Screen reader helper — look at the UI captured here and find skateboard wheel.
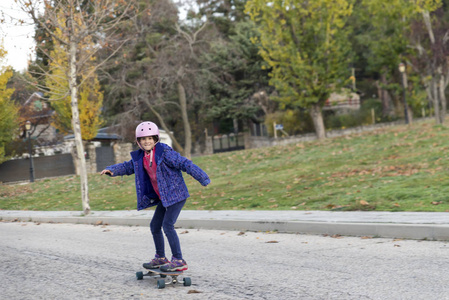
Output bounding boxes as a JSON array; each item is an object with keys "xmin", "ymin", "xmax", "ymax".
[
  {"xmin": 157, "ymin": 279, "xmax": 166, "ymax": 289},
  {"xmin": 136, "ymin": 271, "xmax": 144, "ymax": 280},
  {"xmin": 183, "ymin": 277, "xmax": 191, "ymax": 286}
]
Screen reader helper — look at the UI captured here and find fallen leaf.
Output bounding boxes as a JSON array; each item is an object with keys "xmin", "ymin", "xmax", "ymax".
[
  {"xmin": 360, "ymin": 200, "xmax": 369, "ymax": 206},
  {"xmin": 331, "ymin": 234, "xmax": 343, "ymax": 239},
  {"xmin": 188, "ymin": 290, "xmax": 202, "ymax": 294},
  {"xmin": 361, "ymin": 236, "xmax": 372, "ymax": 239},
  {"xmin": 181, "ymin": 230, "xmax": 189, "ymax": 234},
  {"xmin": 266, "ymin": 240, "xmax": 279, "ymax": 243},
  {"xmin": 237, "ymin": 231, "xmax": 245, "ymax": 236}
]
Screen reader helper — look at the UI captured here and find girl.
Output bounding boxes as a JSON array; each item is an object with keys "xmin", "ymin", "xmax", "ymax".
[{"xmin": 101, "ymin": 121, "xmax": 210, "ymax": 271}]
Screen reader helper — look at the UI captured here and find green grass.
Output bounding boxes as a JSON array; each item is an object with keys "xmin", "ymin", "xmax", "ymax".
[{"xmin": 1, "ymin": 119, "xmax": 449, "ymax": 212}]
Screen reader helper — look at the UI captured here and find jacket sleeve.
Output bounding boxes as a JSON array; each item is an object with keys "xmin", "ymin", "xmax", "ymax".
[
  {"xmin": 164, "ymin": 148, "xmax": 210, "ymax": 186},
  {"xmin": 105, "ymin": 159, "xmax": 135, "ymax": 176}
]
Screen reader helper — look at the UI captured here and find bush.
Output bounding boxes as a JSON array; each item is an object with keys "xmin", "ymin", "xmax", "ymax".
[
  {"xmin": 265, "ymin": 109, "xmax": 314, "ymax": 136},
  {"xmin": 324, "ymin": 98, "xmax": 399, "ymax": 129}
]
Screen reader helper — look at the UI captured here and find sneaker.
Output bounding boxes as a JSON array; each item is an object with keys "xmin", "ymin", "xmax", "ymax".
[
  {"xmin": 160, "ymin": 257, "xmax": 188, "ymax": 272},
  {"xmin": 142, "ymin": 254, "xmax": 170, "ymax": 269}
]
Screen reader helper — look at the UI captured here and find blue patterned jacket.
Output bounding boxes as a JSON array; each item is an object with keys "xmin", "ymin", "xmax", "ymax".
[{"xmin": 105, "ymin": 143, "xmax": 210, "ymax": 210}]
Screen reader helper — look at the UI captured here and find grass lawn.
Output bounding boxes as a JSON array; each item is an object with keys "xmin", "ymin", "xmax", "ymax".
[{"xmin": 1, "ymin": 119, "xmax": 449, "ymax": 212}]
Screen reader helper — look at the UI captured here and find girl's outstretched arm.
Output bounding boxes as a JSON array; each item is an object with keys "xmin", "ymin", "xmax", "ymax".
[{"xmin": 101, "ymin": 160, "xmax": 134, "ymax": 177}]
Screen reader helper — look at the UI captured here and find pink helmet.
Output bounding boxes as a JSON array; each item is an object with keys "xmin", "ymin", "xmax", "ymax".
[{"xmin": 135, "ymin": 121, "xmax": 160, "ymax": 149}]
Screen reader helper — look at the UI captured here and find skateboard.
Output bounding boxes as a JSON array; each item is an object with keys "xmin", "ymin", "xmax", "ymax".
[{"xmin": 136, "ymin": 267, "xmax": 191, "ymax": 289}]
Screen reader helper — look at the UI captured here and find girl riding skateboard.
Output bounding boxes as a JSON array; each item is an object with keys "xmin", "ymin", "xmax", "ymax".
[{"xmin": 101, "ymin": 121, "xmax": 211, "ymax": 271}]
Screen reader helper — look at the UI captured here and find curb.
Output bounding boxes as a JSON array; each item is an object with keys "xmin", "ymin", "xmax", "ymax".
[
  {"xmin": 179, "ymin": 219, "xmax": 449, "ymax": 241},
  {"xmin": 2, "ymin": 215, "xmax": 449, "ymax": 241}
]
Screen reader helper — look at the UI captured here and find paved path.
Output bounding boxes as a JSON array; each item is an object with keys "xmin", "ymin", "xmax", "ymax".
[{"xmin": 1, "ymin": 210, "xmax": 449, "ymax": 240}]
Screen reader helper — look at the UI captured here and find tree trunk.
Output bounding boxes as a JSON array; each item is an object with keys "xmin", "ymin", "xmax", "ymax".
[
  {"xmin": 406, "ymin": 104, "xmax": 413, "ymax": 124},
  {"xmin": 377, "ymin": 73, "xmax": 394, "ymax": 117},
  {"xmin": 401, "ymin": 71, "xmax": 413, "ymax": 125},
  {"xmin": 143, "ymin": 97, "xmax": 184, "ymax": 153},
  {"xmin": 439, "ymin": 72, "xmax": 446, "ymax": 124},
  {"xmin": 69, "ymin": 30, "xmax": 90, "ymax": 215},
  {"xmin": 425, "ymin": 84, "xmax": 434, "ymax": 118},
  {"xmin": 310, "ymin": 104, "xmax": 326, "ymax": 140},
  {"xmin": 178, "ymin": 81, "xmax": 191, "ymax": 159},
  {"xmin": 432, "ymin": 78, "xmax": 442, "ymax": 124},
  {"xmin": 422, "ymin": 10, "xmax": 444, "ymax": 124}
]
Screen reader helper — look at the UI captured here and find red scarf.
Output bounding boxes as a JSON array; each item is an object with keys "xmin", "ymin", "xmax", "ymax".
[{"xmin": 143, "ymin": 148, "xmax": 160, "ymax": 199}]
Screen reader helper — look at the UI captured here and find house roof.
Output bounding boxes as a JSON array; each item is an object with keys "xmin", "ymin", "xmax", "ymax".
[
  {"xmin": 23, "ymin": 92, "xmax": 44, "ymax": 106},
  {"xmin": 64, "ymin": 127, "xmax": 122, "ymax": 141}
]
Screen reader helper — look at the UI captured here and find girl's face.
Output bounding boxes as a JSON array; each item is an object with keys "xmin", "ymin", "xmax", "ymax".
[{"xmin": 139, "ymin": 136, "xmax": 156, "ymax": 152}]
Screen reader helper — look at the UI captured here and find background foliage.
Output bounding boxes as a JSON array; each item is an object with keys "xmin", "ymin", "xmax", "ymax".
[{"xmin": 2, "ymin": 0, "xmax": 449, "ymax": 154}]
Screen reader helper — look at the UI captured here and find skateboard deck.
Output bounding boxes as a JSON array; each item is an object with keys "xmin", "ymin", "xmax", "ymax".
[{"xmin": 136, "ymin": 267, "xmax": 191, "ymax": 289}]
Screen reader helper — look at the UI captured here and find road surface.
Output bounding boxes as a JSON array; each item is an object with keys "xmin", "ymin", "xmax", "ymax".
[{"xmin": 1, "ymin": 221, "xmax": 448, "ymax": 299}]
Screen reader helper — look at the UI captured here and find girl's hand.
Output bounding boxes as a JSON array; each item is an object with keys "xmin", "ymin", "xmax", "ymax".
[{"xmin": 100, "ymin": 169, "xmax": 113, "ymax": 176}]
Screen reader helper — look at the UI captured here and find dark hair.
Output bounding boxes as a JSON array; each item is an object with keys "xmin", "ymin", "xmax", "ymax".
[{"xmin": 138, "ymin": 135, "xmax": 159, "ymax": 143}]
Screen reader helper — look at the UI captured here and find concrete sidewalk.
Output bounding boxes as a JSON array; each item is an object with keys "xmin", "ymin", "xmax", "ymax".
[{"xmin": 1, "ymin": 210, "xmax": 449, "ymax": 241}]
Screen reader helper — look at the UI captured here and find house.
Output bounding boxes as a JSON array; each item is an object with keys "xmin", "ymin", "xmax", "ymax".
[
  {"xmin": 20, "ymin": 92, "xmax": 58, "ymax": 145},
  {"xmin": 323, "ymin": 89, "xmax": 361, "ymax": 112}
]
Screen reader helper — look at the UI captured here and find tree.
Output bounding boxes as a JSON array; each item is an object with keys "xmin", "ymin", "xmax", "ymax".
[
  {"xmin": 201, "ymin": 19, "xmax": 272, "ymax": 131},
  {"xmin": 46, "ymin": 18, "xmax": 103, "ymax": 140},
  {"xmin": 99, "ymin": 0, "xmax": 183, "ymax": 147},
  {"xmin": 353, "ymin": 0, "xmax": 446, "ymax": 124},
  {"xmin": 100, "ymin": 0, "xmax": 215, "ymax": 158},
  {"xmin": 17, "ymin": 0, "xmax": 136, "ymax": 214},
  {"xmin": 144, "ymin": 21, "xmax": 213, "ymax": 159},
  {"xmin": 353, "ymin": 0, "xmax": 413, "ymax": 118},
  {"xmin": 408, "ymin": 1, "xmax": 448, "ymax": 124},
  {"xmin": 191, "ymin": 2, "xmax": 273, "ymax": 133},
  {"xmin": 0, "ymin": 46, "xmax": 19, "ymax": 164},
  {"xmin": 195, "ymin": 0, "xmax": 248, "ymax": 35},
  {"xmin": 246, "ymin": 0, "xmax": 353, "ymax": 139}
]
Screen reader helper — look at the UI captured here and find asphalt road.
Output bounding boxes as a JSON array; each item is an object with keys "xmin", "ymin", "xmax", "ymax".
[{"xmin": 1, "ymin": 221, "xmax": 449, "ymax": 300}]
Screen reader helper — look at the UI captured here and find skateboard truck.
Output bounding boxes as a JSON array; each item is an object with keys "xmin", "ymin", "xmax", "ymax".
[{"xmin": 136, "ymin": 268, "xmax": 191, "ymax": 289}]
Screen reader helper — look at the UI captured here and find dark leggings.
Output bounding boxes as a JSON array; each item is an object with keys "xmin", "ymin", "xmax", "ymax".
[{"xmin": 150, "ymin": 199, "xmax": 186, "ymax": 259}]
